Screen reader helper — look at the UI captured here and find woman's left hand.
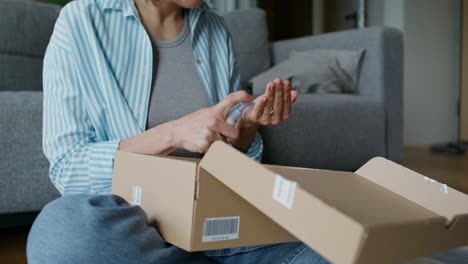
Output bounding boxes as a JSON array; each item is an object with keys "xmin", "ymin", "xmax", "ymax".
[{"xmin": 240, "ymin": 78, "xmax": 298, "ymax": 128}]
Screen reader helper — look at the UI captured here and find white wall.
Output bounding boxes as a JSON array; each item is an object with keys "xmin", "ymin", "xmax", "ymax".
[
  {"xmin": 368, "ymin": 0, "xmax": 459, "ymax": 146},
  {"xmin": 211, "ymin": 0, "xmax": 257, "ymax": 14},
  {"xmin": 313, "ymin": 0, "xmax": 324, "ymax": 35}
]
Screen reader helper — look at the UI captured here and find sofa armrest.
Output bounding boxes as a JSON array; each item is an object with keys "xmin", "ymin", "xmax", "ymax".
[
  {"xmin": 271, "ymin": 27, "xmax": 403, "ymax": 162},
  {"xmin": 0, "ymin": 91, "xmax": 59, "ymax": 214}
]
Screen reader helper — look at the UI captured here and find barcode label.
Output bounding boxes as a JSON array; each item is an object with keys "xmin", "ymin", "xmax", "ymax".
[
  {"xmin": 273, "ymin": 175, "xmax": 297, "ymax": 209},
  {"xmin": 202, "ymin": 216, "xmax": 240, "ymax": 242},
  {"xmin": 132, "ymin": 185, "xmax": 142, "ymax": 205}
]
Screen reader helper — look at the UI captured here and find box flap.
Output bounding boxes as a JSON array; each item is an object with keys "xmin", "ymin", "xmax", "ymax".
[
  {"xmin": 199, "ymin": 142, "xmax": 468, "ymax": 264},
  {"xmin": 264, "ymin": 164, "xmax": 440, "ymax": 228},
  {"xmin": 200, "ymin": 143, "xmax": 441, "ymax": 228},
  {"xmin": 199, "ymin": 142, "xmax": 368, "ymax": 263},
  {"xmin": 355, "ymin": 157, "xmax": 468, "ymax": 224}
]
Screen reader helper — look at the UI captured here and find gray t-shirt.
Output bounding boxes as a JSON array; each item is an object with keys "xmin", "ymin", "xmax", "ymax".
[{"xmin": 146, "ymin": 17, "xmax": 210, "ymax": 158}]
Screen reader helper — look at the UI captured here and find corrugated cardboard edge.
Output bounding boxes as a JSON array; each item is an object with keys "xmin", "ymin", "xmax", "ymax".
[
  {"xmin": 355, "ymin": 157, "xmax": 468, "ymax": 225},
  {"xmin": 112, "ymin": 151, "xmax": 199, "ymax": 251},
  {"xmin": 189, "ymin": 165, "xmax": 203, "ymax": 251}
]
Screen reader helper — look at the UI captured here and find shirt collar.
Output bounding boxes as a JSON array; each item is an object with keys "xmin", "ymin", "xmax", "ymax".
[
  {"xmin": 188, "ymin": 2, "xmax": 209, "ymax": 39},
  {"xmin": 100, "ymin": 0, "xmax": 138, "ymax": 18},
  {"xmin": 100, "ymin": 0, "xmax": 209, "ymax": 19}
]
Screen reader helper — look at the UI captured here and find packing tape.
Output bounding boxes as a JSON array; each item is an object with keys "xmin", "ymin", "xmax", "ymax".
[
  {"xmin": 440, "ymin": 184, "xmax": 449, "ymax": 194},
  {"xmin": 423, "ymin": 176, "xmax": 449, "ymax": 194},
  {"xmin": 424, "ymin": 176, "xmax": 437, "ymax": 184}
]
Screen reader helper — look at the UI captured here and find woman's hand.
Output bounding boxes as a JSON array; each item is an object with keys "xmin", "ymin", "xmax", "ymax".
[
  {"xmin": 170, "ymin": 91, "xmax": 252, "ymax": 153},
  {"xmin": 120, "ymin": 81, "xmax": 295, "ymax": 156},
  {"xmin": 240, "ymin": 79, "xmax": 298, "ymax": 128}
]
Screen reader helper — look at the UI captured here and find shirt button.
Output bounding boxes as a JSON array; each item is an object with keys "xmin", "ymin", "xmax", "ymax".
[{"xmin": 197, "ymin": 58, "xmax": 202, "ymax": 64}]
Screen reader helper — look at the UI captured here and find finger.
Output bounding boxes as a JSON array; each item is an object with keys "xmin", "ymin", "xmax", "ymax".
[
  {"xmin": 218, "ymin": 121, "xmax": 239, "ymax": 140},
  {"xmin": 244, "ymin": 95, "xmax": 267, "ymax": 123},
  {"xmin": 199, "ymin": 143, "xmax": 210, "ymax": 153},
  {"xmin": 211, "ymin": 119, "xmax": 239, "ymax": 141},
  {"xmin": 261, "ymin": 82, "xmax": 275, "ymax": 124},
  {"xmin": 215, "ymin": 133, "xmax": 227, "ymax": 143},
  {"xmin": 198, "ymin": 136, "xmax": 212, "ymax": 153},
  {"xmin": 291, "ymin": 90, "xmax": 298, "ymax": 103},
  {"xmin": 282, "ymin": 80, "xmax": 292, "ymax": 120},
  {"xmin": 271, "ymin": 79, "xmax": 284, "ymax": 125},
  {"xmin": 213, "ymin": 90, "xmax": 252, "ymax": 117},
  {"xmin": 252, "ymin": 95, "xmax": 268, "ymax": 121}
]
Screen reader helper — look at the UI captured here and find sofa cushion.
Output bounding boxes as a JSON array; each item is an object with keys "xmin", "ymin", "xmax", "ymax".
[
  {"xmin": 259, "ymin": 94, "xmax": 385, "ymax": 171},
  {"xmin": 0, "ymin": 0, "xmax": 60, "ymax": 58},
  {"xmin": 251, "ymin": 49, "xmax": 364, "ymax": 94},
  {"xmin": 0, "ymin": 0, "xmax": 60, "ymax": 91},
  {"xmin": 223, "ymin": 8, "xmax": 271, "ymax": 86},
  {"xmin": 0, "ymin": 54, "xmax": 44, "ymax": 92},
  {"xmin": 289, "ymin": 49, "xmax": 364, "ymax": 93}
]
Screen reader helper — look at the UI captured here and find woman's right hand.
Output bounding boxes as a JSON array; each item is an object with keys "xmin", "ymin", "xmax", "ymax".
[
  {"xmin": 170, "ymin": 91, "xmax": 252, "ymax": 153},
  {"xmin": 119, "ymin": 91, "xmax": 252, "ymax": 155}
]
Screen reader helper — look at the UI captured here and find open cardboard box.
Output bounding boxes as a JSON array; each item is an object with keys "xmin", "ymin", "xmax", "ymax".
[{"xmin": 112, "ymin": 142, "xmax": 468, "ymax": 264}]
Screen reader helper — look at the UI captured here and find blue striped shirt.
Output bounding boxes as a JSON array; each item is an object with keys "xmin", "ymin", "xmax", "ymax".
[{"xmin": 43, "ymin": 0, "xmax": 263, "ymax": 195}]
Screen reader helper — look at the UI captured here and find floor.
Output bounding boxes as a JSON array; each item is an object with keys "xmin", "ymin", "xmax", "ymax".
[
  {"xmin": 0, "ymin": 147, "xmax": 467, "ymax": 264},
  {"xmin": 0, "ymin": 226, "xmax": 29, "ymax": 264},
  {"xmin": 402, "ymin": 146, "xmax": 468, "ymax": 194}
]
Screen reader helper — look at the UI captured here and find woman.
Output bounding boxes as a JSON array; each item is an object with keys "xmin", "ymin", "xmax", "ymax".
[{"xmin": 27, "ymin": 0, "xmax": 330, "ymax": 263}]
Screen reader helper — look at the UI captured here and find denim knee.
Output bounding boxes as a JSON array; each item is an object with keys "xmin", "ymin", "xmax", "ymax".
[
  {"xmin": 27, "ymin": 194, "xmax": 155, "ymax": 264},
  {"xmin": 285, "ymin": 245, "xmax": 330, "ymax": 264}
]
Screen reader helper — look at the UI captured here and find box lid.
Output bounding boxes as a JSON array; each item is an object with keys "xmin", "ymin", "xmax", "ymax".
[
  {"xmin": 199, "ymin": 142, "xmax": 468, "ymax": 264},
  {"xmin": 355, "ymin": 157, "xmax": 468, "ymax": 224}
]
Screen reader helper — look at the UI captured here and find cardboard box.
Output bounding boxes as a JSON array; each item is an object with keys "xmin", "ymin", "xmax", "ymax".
[
  {"xmin": 111, "ymin": 148, "xmax": 297, "ymax": 252},
  {"xmin": 112, "ymin": 142, "xmax": 468, "ymax": 264}
]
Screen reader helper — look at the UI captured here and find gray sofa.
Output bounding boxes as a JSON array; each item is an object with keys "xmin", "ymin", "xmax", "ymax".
[
  {"xmin": 0, "ymin": 1, "xmax": 403, "ymax": 224},
  {"xmin": 0, "ymin": 0, "xmax": 62, "ymax": 225}
]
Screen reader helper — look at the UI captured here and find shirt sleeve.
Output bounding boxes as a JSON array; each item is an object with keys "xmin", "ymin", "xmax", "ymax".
[
  {"xmin": 42, "ymin": 41, "xmax": 119, "ymax": 195},
  {"xmin": 227, "ymin": 28, "xmax": 263, "ymax": 162}
]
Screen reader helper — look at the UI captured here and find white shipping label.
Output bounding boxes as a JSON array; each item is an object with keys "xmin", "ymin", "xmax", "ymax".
[
  {"xmin": 272, "ymin": 175, "xmax": 297, "ymax": 209},
  {"xmin": 202, "ymin": 216, "xmax": 240, "ymax": 242},
  {"xmin": 132, "ymin": 185, "xmax": 142, "ymax": 205}
]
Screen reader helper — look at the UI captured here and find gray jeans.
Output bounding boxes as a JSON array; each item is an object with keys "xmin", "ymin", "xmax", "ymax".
[{"xmin": 26, "ymin": 195, "xmax": 467, "ymax": 264}]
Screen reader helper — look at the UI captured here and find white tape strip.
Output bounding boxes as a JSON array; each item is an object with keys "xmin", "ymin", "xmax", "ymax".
[
  {"xmin": 440, "ymin": 184, "xmax": 449, "ymax": 194},
  {"xmin": 272, "ymin": 175, "xmax": 297, "ymax": 209},
  {"xmin": 424, "ymin": 176, "xmax": 437, "ymax": 184},
  {"xmin": 132, "ymin": 185, "xmax": 142, "ymax": 205},
  {"xmin": 423, "ymin": 176, "xmax": 449, "ymax": 194}
]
